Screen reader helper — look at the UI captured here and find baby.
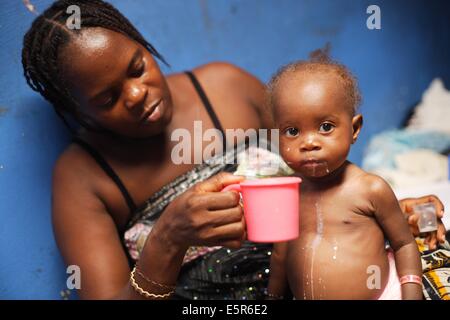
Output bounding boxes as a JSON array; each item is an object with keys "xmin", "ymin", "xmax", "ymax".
[{"xmin": 266, "ymin": 52, "xmax": 422, "ymax": 300}]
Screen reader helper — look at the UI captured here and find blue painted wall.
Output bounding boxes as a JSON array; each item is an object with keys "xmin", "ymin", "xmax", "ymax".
[{"xmin": 1, "ymin": 0, "xmax": 449, "ymax": 299}]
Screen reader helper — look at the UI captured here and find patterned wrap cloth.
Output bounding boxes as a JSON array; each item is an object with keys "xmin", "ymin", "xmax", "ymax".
[
  {"xmin": 123, "ymin": 140, "xmax": 291, "ymax": 299},
  {"xmin": 416, "ymin": 237, "xmax": 450, "ymax": 300}
]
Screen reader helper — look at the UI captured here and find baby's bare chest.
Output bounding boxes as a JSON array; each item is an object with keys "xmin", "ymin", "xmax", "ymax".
[{"xmin": 298, "ymin": 188, "xmax": 376, "ymax": 234}]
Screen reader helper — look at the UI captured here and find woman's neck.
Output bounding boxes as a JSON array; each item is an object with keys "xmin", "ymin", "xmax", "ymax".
[{"xmin": 78, "ymin": 127, "xmax": 169, "ymax": 164}]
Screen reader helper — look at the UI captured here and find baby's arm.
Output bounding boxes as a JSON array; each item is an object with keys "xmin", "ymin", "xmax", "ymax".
[
  {"xmin": 368, "ymin": 175, "xmax": 422, "ymax": 300},
  {"xmin": 266, "ymin": 242, "xmax": 289, "ymax": 299}
]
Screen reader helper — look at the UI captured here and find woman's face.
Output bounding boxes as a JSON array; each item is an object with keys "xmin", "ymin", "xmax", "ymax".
[{"xmin": 59, "ymin": 27, "xmax": 173, "ymax": 138}]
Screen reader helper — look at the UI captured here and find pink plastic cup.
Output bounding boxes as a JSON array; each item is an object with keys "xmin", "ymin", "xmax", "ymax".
[{"xmin": 222, "ymin": 177, "xmax": 301, "ymax": 243}]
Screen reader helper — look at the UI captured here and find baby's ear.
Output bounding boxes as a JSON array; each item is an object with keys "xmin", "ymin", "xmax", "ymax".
[{"xmin": 351, "ymin": 114, "xmax": 363, "ymax": 144}]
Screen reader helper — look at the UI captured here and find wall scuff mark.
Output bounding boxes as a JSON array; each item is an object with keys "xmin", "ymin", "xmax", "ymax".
[
  {"xmin": 23, "ymin": 0, "xmax": 39, "ymax": 15},
  {"xmin": 0, "ymin": 107, "xmax": 9, "ymax": 117}
]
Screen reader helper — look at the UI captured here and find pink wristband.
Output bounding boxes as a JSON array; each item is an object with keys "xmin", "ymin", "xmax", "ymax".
[{"xmin": 399, "ymin": 275, "xmax": 422, "ymax": 286}]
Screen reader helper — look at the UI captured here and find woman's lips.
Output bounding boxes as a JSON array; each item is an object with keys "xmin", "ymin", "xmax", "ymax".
[{"xmin": 140, "ymin": 99, "xmax": 163, "ymax": 124}]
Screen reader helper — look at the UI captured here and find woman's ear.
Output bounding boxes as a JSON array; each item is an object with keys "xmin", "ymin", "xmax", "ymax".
[{"xmin": 351, "ymin": 114, "xmax": 363, "ymax": 144}]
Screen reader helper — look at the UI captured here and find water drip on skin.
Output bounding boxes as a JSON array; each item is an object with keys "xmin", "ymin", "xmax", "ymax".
[
  {"xmin": 309, "ymin": 198, "xmax": 324, "ymax": 299},
  {"xmin": 318, "ymin": 277, "xmax": 325, "ymax": 300},
  {"xmin": 316, "ymin": 237, "xmax": 337, "ymax": 299},
  {"xmin": 315, "ymin": 201, "xmax": 324, "ymax": 236},
  {"xmin": 332, "ymin": 239, "xmax": 338, "ymax": 261},
  {"xmin": 304, "ymin": 274, "xmax": 309, "ymax": 300},
  {"xmin": 311, "ymin": 162, "xmax": 329, "ymax": 177},
  {"xmin": 302, "ymin": 246, "xmax": 308, "ymax": 300},
  {"xmin": 322, "ymin": 162, "xmax": 330, "ymax": 176}
]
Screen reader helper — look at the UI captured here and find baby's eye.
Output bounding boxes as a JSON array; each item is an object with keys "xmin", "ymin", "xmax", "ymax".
[
  {"xmin": 284, "ymin": 127, "xmax": 299, "ymax": 137},
  {"xmin": 319, "ymin": 123, "xmax": 335, "ymax": 133}
]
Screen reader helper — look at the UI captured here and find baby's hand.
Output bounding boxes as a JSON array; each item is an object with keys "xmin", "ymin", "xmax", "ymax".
[{"xmin": 399, "ymin": 195, "xmax": 446, "ymax": 250}]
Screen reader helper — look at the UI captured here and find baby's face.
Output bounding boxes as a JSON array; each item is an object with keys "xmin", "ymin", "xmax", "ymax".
[{"xmin": 273, "ymin": 73, "xmax": 361, "ymax": 179}]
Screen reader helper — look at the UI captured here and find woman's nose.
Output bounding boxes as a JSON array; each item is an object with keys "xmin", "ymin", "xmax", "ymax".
[
  {"xmin": 123, "ymin": 80, "xmax": 147, "ymax": 109},
  {"xmin": 300, "ymin": 135, "xmax": 321, "ymax": 152}
]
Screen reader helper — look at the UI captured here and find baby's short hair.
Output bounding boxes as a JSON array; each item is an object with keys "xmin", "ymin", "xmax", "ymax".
[{"xmin": 267, "ymin": 45, "xmax": 362, "ymax": 116}]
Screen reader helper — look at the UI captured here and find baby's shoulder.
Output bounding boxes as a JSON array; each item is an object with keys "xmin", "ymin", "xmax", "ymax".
[{"xmin": 348, "ymin": 167, "xmax": 393, "ymax": 199}]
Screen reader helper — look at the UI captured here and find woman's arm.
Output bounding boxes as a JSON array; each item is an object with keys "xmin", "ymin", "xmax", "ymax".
[
  {"xmin": 52, "ymin": 154, "xmax": 145, "ymax": 299},
  {"xmin": 399, "ymin": 195, "xmax": 446, "ymax": 250},
  {"xmin": 368, "ymin": 175, "xmax": 423, "ymax": 300},
  {"xmin": 53, "ymin": 152, "xmax": 246, "ymax": 299}
]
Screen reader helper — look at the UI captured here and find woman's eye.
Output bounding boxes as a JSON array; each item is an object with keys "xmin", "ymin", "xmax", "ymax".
[
  {"xmin": 284, "ymin": 127, "xmax": 299, "ymax": 137},
  {"xmin": 99, "ymin": 98, "xmax": 113, "ymax": 109},
  {"xmin": 130, "ymin": 62, "xmax": 145, "ymax": 78},
  {"xmin": 319, "ymin": 123, "xmax": 335, "ymax": 133},
  {"xmin": 98, "ymin": 93, "xmax": 117, "ymax": 109}
]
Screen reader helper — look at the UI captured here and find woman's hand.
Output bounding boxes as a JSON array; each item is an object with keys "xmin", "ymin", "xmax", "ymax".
[
  {"xmin": 154, "ymin": 172, "xmax": 246, "ymax": 250},
  {"xmin": 399, "ymin": 195, "xmax": 446, "ymax": 250}
]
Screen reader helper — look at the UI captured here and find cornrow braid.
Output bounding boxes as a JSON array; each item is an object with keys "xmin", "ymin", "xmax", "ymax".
[
  {"xmin": 267, "ymin": 45, "xmax": 362, "ymax": 116},
  {"xmin": 22, "ymin": 0, "xmax": 167, "ymax": 133}
]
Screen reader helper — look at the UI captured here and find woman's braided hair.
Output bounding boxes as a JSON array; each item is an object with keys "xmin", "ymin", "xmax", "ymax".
[{"xmin": 22, "ymin": 0, "xmax": 167, "ymax": 131}]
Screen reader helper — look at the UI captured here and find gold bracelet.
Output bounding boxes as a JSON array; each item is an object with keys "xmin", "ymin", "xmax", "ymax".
[
  {"xmin": 130, "ymin": 267, "xmax": 174, "ymax": 299},
  {"xmin": 135, "ymin": 265, "xmax": 176, "ymax": 290}
]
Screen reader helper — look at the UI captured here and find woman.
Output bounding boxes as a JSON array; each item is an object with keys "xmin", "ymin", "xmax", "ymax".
[{"xmin": 22, "ymin": 0, "xmax": 446, "ymax": 299}]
